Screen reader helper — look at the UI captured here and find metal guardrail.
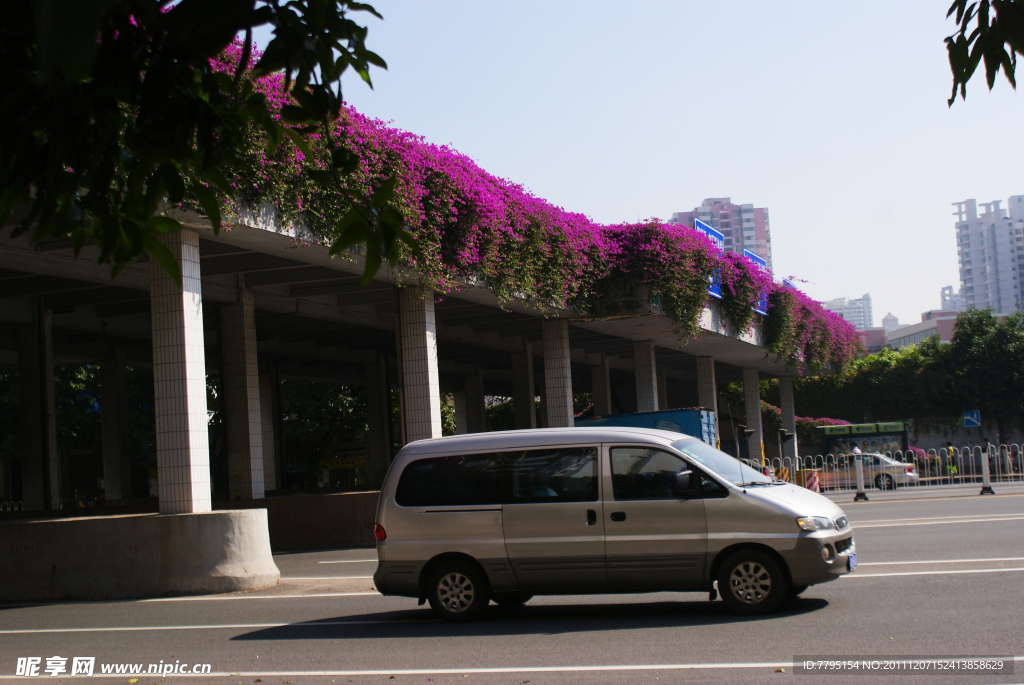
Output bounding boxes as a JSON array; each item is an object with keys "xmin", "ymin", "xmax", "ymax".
[
  {"xmin": 0, "ymin": 500, "xmax": 24, "ymax": 513},
  {"xmin": 767, "ymin": 443, "xmax": 1024, "ymax": 492}
]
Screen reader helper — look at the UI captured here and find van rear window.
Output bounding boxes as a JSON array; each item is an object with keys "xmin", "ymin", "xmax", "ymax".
[
  {"xmin": 395, "ymin": 453, "xmax": 503, "ymax": 507},
  {"xmin": 395, "ymin": 447, "xmax": 598, "ymax": 507}
]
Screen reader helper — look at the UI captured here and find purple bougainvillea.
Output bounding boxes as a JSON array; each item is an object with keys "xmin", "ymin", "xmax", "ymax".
[{"xmin": 205, "ymin": 43, "xmax": 860, "ymax": 372}]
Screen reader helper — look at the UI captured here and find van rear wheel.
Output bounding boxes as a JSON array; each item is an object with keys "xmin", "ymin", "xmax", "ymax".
[
  {"xmin": 718, "ymin": 550, "xmax": 788, "ymax": 615},
  {"xmin": 426, "ymin": 561, "xmax": 489, "ymax": 622}
]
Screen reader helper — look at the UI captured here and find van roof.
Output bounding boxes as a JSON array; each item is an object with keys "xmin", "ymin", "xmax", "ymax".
[{"xmin": 396, "ymin": 426, "xmax": 698, "ymax": 458}]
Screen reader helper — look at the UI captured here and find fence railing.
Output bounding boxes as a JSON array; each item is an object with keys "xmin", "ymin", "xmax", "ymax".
[
  {"xmin": 766, "ymin": 443, "xmax": 1024, "ymax": 491},
  {"xmin": 0, "ymin": 500, "xmax": 24, "ymax": 513}
]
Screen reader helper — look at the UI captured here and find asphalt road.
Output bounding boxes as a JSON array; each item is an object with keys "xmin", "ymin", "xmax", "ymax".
[{"xmin": 2, "ymin": 483, "xmax": 1023, "ymax": 685}]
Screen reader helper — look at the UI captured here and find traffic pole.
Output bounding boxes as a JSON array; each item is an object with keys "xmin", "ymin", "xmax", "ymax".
[
  {"xmin": 980, "ymin": 445, "xmax": 995, "ymax": 495},
  {"xmin": 854, "ymin": 454, "xmax": 869, "ymax": 501}
]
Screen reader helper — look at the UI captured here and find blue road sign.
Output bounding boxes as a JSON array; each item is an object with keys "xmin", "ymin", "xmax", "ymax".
[
  {"xmin": 693, "ymin": 218, "xmax": 724, "ymax": 299},
  {"xmin": 963, "ymin": 410, "xmax": 981, "ymax": 428},
  {"xmin": 743, "ymin": 248, "xmax": 769, "ymax": 315}
]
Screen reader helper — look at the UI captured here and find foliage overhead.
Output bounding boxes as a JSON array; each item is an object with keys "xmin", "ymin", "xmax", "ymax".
[
  {"xmin": 0, "ymin": 0, "xmax": 406, "ymax": 284},
  {"xmin": 946, "ymin": 0, "xmax": 1024, "ymax": 104}
]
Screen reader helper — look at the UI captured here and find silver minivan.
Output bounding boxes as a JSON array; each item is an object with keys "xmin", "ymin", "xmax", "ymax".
[{"xmin": 373, "ymin": 427, "xmax": 856, "ymax": 621}]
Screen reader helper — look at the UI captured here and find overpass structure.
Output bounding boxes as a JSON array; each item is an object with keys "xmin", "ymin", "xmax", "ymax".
[{"xmin": 0, "ymin": 207, "xmax": 802, "ymax": 517}]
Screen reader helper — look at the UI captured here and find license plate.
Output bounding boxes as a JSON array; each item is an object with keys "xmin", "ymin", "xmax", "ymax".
[{"xmin": 848, "ymin": 552, "xmax": 858, "ymax": 571}]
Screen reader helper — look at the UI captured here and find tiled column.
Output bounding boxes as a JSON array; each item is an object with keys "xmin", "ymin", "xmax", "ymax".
[
  {"xmin": 634, "ymin": 341, "xmax": 659, "ymax": 413},
  {"xmin": 779, "ymin": 376, "xmax": 799, "ymax": 458},
  {"xmin": 17, "ymin": 303, "xmax": 59, "ymax": 511},
  {"xmin": 696, "ymin": 356, "xmax": 719, "ymax": 423},
  {"xmin": 259, "ymin": 365, "xmax": 279, "ymax": 492},
  {"xmin": 465, "ymin": 368, "xmax": 486, "ymax": 433},
  {"xmin": 591, "ymin": 356, "xmax": 611, "ymax": 416},
  {"xmin": 150, "ymin": 229, "xmax": 212, "ymax": 515},
  {"xmin": 221, "ymin": 286, "xmax": 264, "ymax": 500},
  {"xmin": 542, "ymin": 319, "xmax": 574, "ymax": 427},
  {"xmin": 101, "ymin": 348, "xmax": 132, "ymax": 501},
  {"xmin": 365, "ymin": 356, "xmax": 392, "ymax": 488},
  {"xmin": 511, "ymin": 342, "xmax": 536, "ymax": 429},
  {"xmin": 453, "ymin": 390, "xmax": 468, "ymax": 435},
  {"xmin": 398, "ymin": 287, "xmax": 442, "ymax": 442},
  {"xmin": 657, "ymin": 365, "xmax": 669, "ymax": 411},
  {"xmin": 743, "ymin": 367, "xmax": 764, "ymax": 463}
]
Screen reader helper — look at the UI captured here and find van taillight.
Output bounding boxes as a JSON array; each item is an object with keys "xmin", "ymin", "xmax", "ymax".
[{"xmin": 374, "ymin": 524, "xmax": 386, "ymax": 541}]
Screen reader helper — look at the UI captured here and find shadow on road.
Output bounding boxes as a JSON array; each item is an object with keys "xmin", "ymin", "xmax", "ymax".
[{"xmin": 231, "ymin": 597, "xmax": 829, "ymax": 641}]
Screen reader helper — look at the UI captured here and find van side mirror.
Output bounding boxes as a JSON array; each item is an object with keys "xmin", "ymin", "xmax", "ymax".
[{"xmin": 673, "ymin": 470, "xmax": 697, "ymax": 498}]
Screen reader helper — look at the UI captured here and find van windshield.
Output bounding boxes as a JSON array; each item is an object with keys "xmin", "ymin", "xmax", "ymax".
[{"xmin": 670, "ymin": 438, "xmax": 774, "ymax": 486}]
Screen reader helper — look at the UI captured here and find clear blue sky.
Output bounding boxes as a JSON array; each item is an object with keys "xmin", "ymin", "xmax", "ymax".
[{"xmin": 262, "ymin": 1, "xmax": 1023, "ymax": 325}]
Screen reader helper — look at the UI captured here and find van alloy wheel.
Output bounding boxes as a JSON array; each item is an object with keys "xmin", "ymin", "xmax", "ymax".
[
  {"xmin": 426, "ymin": 561, "xmax": 489, "ymax": 621},
  {"xmin": 718, "ymin": 550, "xmax": 788, "ymax": 615}
]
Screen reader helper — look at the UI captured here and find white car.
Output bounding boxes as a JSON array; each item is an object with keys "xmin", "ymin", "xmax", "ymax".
[{"xmin": 819, "ymin": 453, "xmax": 919, "ymax": 491}]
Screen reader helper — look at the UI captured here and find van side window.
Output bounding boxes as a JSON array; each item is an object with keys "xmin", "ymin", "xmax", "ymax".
[
  {"xmin": 611, "ymin": 447, "xmax": 688, "ymax": 501},
  {"xmin": 395, "ymin": 453, "xmax": 503, "ymax": 507},
  {"xmin": 505, "ymin": 447, "xmax": 598, "ymax": 503}
]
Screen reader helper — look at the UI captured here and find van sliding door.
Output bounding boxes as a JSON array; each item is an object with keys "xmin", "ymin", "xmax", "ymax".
[{"xmin": 501, "ymin": 446, "xmax": 606, "ymax": 592}]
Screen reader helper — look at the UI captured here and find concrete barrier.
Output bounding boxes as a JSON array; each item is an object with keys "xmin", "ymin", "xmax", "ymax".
[{"xmin": 0, "ymin": 509, "xmax": 280, "ymax": 601}]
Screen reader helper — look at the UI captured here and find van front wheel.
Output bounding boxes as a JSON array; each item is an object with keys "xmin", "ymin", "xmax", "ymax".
[
  {"xmin": 718, "ymin": 550, "xmax": 788, "ymax": 615},
  {"xmin": 426, "ymin": 562, "xmax": 489, "ymax": 622}
]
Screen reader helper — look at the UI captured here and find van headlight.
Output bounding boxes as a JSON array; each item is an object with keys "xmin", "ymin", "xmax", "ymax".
[{"xmin": 796, "ymin": 516, "xmax": 835, "ymax": 531}]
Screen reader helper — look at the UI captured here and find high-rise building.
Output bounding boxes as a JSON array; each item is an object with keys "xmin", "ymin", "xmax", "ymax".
[
  {"xmin": 822, "ymin": 294, "xmax": 873, "ymax": 331},
  {"xmin": 668, "ymin": 197, "xmax": 773, "ymax": 271},
  {"xmin": 881, "ymin": 313, "xmax": 900, "ymax": 333},
  {"xmin": 940, "ymin": 285, "xmax": 965, "ymax": 313},
  {"xmin": 953, "ymin": 196, "xmax": 1024, "ymax": 313}
]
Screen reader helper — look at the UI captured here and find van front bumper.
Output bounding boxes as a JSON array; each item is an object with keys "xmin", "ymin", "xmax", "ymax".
[{"xmin": 783, "ymin": 531, "xmax": 856, "ymax": 587}]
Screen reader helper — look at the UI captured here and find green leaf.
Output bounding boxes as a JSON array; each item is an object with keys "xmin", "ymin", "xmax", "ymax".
[
  {"xmin": 144, "ymin": 233, "xmax": 183, "ymax": 287},
  {"xmin": 158, "ymin": 163, "xmax": 186, "ymax": 204},
  {"xmin": 284, "ymin": 127, "xmax": 315, "ymax": 161},
  {"xmin": 371, "ymin": 175, "xmax": 398, "ymax": 209},
  {"xmin": 193, "ymin": 185, "xmax": 222, "ymax": 233},
  {"xmin": 148, "ymin": 216, "xmax": 181, "ymax": 234}
]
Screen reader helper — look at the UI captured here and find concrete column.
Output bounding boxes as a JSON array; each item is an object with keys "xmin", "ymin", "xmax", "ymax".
[
  {"xmin": 696, "ymin": 356, "xmax": 719, "ymax": 422},
  {"xmin": 779, "ymin": 376, "xmax": 799, "ymax": 458},
  {"xmin": 465, "ymin": 367, "xmax": 486, "ymax": 433},
  {"xmin": 150, "ymin": 229, "xmax": 212, "ymax": 515},
  {"xmin": 542, "ymin": 319, "xmax": 574, "ymax": 427},
  {"xmin": 633, "ymin": 341, "xmax": 659, "ymax": 413},
  {"xmin": 258, "ymin": 367, "xmax": 279, "ymax": 492},
  {"xmin": 397, "ymin": 287, "xmax": 442, "ymax": 442},
  {"xmin": 101, "ymin": 348, "xmax": 132, "ymax": 501},
  {"xmin": 221, "ymin": 286, "xmax": 264, "ymax": 500},
  {"xmin": 657, "ymin": 364, "xmax": 669, "ymax": 411},
  {"xmin": 16, "ymin": 303, "xmax": 59, "ymax": 511},
  {"xmin": 511, "ymin": 342, "xmax": 536, "ymax": 429},
  {"xmin": 590, "ymin": 356, "xmax": 611, "ymax": 416},
  {"xmin": 365, "ymin": 356, "xmax": 391, "ymax": 488},
  {"xmin": 743, "ymin": 367, "xmax": 764, "ymax": 463},
  {"xmin": 453, "ymin": 390, "xmax": 468, "ymax": 435}
]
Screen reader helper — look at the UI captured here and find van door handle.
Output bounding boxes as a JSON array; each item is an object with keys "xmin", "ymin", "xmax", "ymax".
[
  {"xmin": 586, "ymin": 509, "xmax": 597, "ymax": 525},
  {"xmin": 610, "ymin": 512, "xmax": 626, "ymax": 522}
]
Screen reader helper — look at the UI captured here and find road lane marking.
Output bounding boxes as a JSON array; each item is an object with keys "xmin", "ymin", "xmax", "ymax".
[
  {"xmin": 837, "ymin": 492, "xmax": 1024, "ymax": 505},
  {"xmin": 855, "ymin": 512, "xmax": 1024, "ymax": 524},
  {"xmin": 859, "ymin": 556, "xmax": 1024, "ymax": 566},
  {"xmin": 281, "ymin": 576, "xmax": 374, "ymax": 580},
  {"xmin": 318, "ymin": 559, "xmax": 376, "ymax": 564},
  {"xmin": 0, "ymin": 618, "xmax": 431, "ymax": 634},
  {"xmin": 855, "ymin": 515, "xmax": 1024, "ymax": 528},
  {"xmin": 3, "ymin": 659, "xmax": 1021, "ymax": 678},
  {"xmin": 845, "ymin": 567, "xmax": 1024, "ymax": 578},
  {"xmin": 141, "ymin": 591, "xmax": 381, "ymax": 602}
]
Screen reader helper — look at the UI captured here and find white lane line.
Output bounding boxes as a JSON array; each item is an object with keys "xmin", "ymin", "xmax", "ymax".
[
  {"xmin": 281, "ymin": 576, "xmax": 374, "ymax": 580},
  {"xmin": 856, "ymin": 512, "xmax": 1024, "ymax": 524},
  {"xmin": 859, "ymin": 556, "xmax": 1024, "ymax": 566},
  {"xmin": 855, "ymin": 515, "xmax": 1024, "ymax": 529},
  {"xmin": 319, "ymin": 559, "xmax": 376, "ymax": 564},
  {"xmin": 0, "ymin": 618, "xmax": 431, "ymax": 634},
  {"xmin": 141, "ymin": 591, "xmax": 381, "ymax": 602},
  {"xmin": 846, "ymin": 567, "xmax": 1024, "ymax": 578}
]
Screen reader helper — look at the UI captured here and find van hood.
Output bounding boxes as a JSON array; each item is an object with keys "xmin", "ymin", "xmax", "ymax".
[{"xmin": 740, "ymin": 482, "xmax": 846, "ymax": 519}]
